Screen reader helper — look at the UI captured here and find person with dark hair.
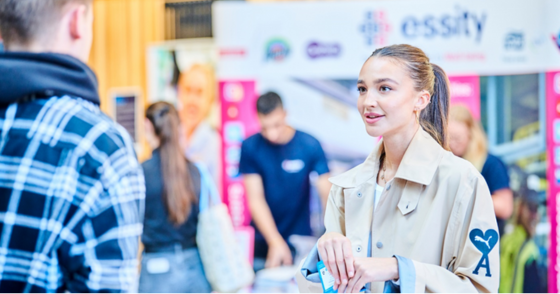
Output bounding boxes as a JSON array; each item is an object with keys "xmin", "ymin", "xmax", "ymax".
[
  {"xmin": 239, "ymin": 91, "xmax": 331, "ymax": 271},
  {"xmin": 139, "ymin": 102, "xmax": 211, "ymax": 293},
  {"xmin": 297, "ymin": 44, "xmax": 499, "ymax": 293},
  {"xmin": 500, "ymin": 189, "xmax": 547, "ymax": 293},
  {"xmin": 0, "ymin": 0, "xmax": 144, "ymax": 292}
]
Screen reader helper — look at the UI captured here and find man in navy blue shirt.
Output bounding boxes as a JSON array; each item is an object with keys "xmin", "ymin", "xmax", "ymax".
[{"xmin": 239, "ymin": 92, "xmax": 331, "ymax": 270}]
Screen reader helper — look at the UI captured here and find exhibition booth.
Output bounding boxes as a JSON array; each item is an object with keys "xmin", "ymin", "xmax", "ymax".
[{"xmin": 146, "ymin": 0, "xmax": 560, "ymax": 290}]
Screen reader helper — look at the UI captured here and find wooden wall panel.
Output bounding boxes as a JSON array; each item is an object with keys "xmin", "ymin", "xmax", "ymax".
[
  {"xmin": 88, "ymin": 0, "xmax": 164, "ymax": 159},
  {"xmin": 89, "ymin": 0, "xmax": 164, "ymax": 115}
]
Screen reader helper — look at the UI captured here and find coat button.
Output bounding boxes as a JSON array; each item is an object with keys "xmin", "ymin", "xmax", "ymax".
[
  {"xmin": 356, "ymin": 245, "xmax": 362, "ymax": 252},
  {"xmin": 376, "ymin": 242, "xmax": 383, "ymax": 249},
  {"xmin": 357, "ymin": 192, "xmax": 363, "ymax": 198}
]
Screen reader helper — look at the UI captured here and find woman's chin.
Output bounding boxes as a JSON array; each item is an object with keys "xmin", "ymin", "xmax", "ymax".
[{"xmin": 365, "ymin": 126, "xmax": 384, "ymax": 138}]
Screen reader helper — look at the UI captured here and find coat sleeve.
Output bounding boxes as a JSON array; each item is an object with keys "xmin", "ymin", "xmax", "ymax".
[
  {"xmin": 296, "ymin": 185, "xmax": 346, "ymax": 293},
  {"xmin": 395, "ymin": 173, "xmax": 500, "ymax": 293}
]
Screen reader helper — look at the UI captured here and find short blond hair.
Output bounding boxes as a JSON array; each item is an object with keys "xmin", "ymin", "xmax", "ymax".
[{"xmin": 449, "ymin": 105, "xmax": 488, "ymax": 171}]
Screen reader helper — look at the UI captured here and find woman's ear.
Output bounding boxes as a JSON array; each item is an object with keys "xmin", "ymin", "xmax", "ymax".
[{"xmin": 415, "ymin": 90, "xmax": 431, "ymax": 111}]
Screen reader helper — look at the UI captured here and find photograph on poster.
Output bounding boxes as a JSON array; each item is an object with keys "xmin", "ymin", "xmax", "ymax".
[{"xmin": 147, "ymin": 39, "xmax": 221, "ymax": 185}]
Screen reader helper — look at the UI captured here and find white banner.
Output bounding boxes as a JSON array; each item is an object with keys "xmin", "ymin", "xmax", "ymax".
[{"xmin": 214, "ymin": 0, "xmax": 558, "ymax": 78}]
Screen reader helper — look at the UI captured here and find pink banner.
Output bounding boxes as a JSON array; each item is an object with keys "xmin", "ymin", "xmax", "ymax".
[
  {"xmin": 220, "ymin": 80, "xmax": 260, "ymax": 227},
  {"xmin": 547, "ymin": 71, "xmax": 560, "ymax": 293},
  {"xmin": 448, "ymin": 75, "xmax": 480, "ymax": 120}
]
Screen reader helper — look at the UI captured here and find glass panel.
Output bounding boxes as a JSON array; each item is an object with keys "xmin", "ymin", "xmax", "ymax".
[{"xmin": 495, "ymin": 74, "xmax": 540, "ymax": 144}]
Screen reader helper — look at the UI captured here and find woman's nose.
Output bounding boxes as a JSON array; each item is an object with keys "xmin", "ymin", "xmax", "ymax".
[{"xmin": 363, "ymin": 92, "xmax": 378, "ymax": 107}]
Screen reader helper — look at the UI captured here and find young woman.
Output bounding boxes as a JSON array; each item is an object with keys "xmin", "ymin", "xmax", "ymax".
[
  {"xmin": 139, "ymin": 102, "xmax": 211, "ymax": 293},
  {"xmin": 297, "ymin": 45, "xmax": 499, "ymax": 293},
  {"xmin": 449, "ymin": 105, "xmax": 513, "ymax": 236}
]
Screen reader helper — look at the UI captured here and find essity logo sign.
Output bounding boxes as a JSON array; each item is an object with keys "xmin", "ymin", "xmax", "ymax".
[
  {"xmin": 401, "ymin": 7, "xmax": 487, "ymax": 43},
  {"xmin": 265, "ymin": 38, "xmax": 290, "ymax": 62},
  {"xmin": 359, "ymin": 10, "xmax": 391, "ymax": 46},
  {"xmin": 306, "ymin": 41, "xmax": 341, "ymax": 59}
]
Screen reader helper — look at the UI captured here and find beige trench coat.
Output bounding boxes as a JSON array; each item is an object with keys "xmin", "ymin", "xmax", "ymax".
[{"xmin": 296, "ymin": 128, "xmax": 499, "ymax": 293}]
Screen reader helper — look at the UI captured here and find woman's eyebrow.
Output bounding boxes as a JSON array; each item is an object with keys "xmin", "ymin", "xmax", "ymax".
[
  {"xmin": 357, "ymin": 78, "xmax": 399, "ymax": 85},
  {"xmin": 374, "ymin": 78, "xmax": 399, "ymax": 85}
]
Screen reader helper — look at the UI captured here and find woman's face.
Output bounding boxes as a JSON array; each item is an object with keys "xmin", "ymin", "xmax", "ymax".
[
  {"xmin": 448, "ymin": 120, "xmax": 471, "ymax": 157},
  {"xmin": 144, "ymin": 118, "xmax": 160, "ymax": 150},
  {"xmin": 357, "ymin": 57, "xmax": 425, "ymax": 138}
]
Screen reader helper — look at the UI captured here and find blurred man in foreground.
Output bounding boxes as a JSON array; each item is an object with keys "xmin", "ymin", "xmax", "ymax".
[
  {"xmin": 239, "ymin": 91, "xmax": 331, "ymax": 271},
  {"xmin": 0, "ymin": 0, "xmax": 145, "ymax": 292}
]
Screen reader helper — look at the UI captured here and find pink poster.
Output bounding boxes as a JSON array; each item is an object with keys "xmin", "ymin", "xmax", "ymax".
[
  {"xmin": 220, "ymin": 80, "xmax": 260, "ymax": 227},
  {"xmin": 547, "ymin": 71, "xmax": 560, "ymax": 293},
  {"xmin": 448, "ymin": 75, "xmax": 480, "ymax": 120}
]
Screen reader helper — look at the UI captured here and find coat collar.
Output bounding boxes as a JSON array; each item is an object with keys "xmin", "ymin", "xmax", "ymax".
[{"xmin": 330, "ymin": 128, "xmax": 445, "ymax": 188}]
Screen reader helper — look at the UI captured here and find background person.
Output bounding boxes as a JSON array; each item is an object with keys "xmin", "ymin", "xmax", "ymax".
[
  {"xmin": 239, "ymin": 91, "xmax": 331, "ymax": 271},
  {"xmin": 0, "ymin": 0, "xmax": 144, "ymax": 292},
  {"xmin": 297, "ymin": 44, "xmax": 499, "ymax": 293},
  {"xmin": 448, "ymin": 105, "xmax": 513, "ymax": 235},
  {"xmin": 140, "ymin": 102, "xmax": 211, "ymax": 293},
  {"xmin": 500, "ymin": 188, "xmax": 547, "ymax": 293}
]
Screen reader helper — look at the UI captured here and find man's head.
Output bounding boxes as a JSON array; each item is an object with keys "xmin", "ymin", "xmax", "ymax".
[
  {"xmin": 517, "ymin": 189, "xmax": 541, "ymax": 238},
  {"xmin": 0, "ymin": 0, "xmax": 93, "ymax": 62},
  {"xmin": 257, "ymin": 91, "xmax": 289, "ymax": 144}
]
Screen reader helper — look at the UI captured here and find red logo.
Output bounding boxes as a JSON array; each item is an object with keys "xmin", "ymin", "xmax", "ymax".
[{"xmin": 219, "ymin": 48, "xmax": 246, "ymax": 57}]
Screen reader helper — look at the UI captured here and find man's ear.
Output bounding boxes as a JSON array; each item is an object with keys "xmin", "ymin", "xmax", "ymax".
[{"xmin": 68, "ymin": 4, "xmax": 89, "ymax": 40}]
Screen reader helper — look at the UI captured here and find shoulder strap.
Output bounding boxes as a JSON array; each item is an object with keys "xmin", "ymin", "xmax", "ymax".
[{"xmin": 194, "ymin": 163, "xmax": 221, "ymax": 212}]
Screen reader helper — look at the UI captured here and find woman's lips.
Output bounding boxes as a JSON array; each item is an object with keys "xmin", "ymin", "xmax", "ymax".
[{"xmin": 364, "ymin": 113, "xmax": 385, "ymax": 124}]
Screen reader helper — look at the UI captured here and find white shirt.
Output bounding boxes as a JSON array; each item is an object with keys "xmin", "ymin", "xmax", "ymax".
[
  {"xmin": 184, "ymin": 121, "xmax": 221, "ymax": 184},
  {"xmin": 374, "ymin": 183, "xmax": 384, "ymax": 211}
]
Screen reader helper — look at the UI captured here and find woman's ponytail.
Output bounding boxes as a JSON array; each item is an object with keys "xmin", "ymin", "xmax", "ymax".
[
  {"xmin": 420, "ymin": 63, "xmax": 450, "ymax": 150},
  {"xmin": 146, "ymin": 102, "xmax": 195, "ymax": 225},
  {"xmin": 370, "ymin": 44, "xmax": 450, "ymax": 149}
]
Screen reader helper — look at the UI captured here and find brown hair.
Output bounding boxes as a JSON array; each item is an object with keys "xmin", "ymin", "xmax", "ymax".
[
  {"xmin": 449, "ymin": 105, "xmax": 488, "ymax": 171},
  {"xmin": 0, "ymin": 0, "xmax": 92, "ymax": 46},
  {"xmin": 370, "ymin": 44, "xmax": 450, "ymax": 149},
  {"xmin": 146, "ymin": 102, "xmax": 196, "ymax": 225}
]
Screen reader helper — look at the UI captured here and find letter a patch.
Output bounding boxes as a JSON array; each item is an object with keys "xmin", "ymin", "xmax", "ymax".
[{"xmin": 469, "ymin": 229, "xmax": 498, "ymax": 277}]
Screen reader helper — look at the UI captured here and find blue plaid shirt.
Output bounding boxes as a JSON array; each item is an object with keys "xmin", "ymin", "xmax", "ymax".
[{"xmin": 0, "ymin": 96, "xmax": 145, "ymax": 292}]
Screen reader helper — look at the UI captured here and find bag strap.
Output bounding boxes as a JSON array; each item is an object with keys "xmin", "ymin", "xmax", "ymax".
[{"xmin": 195, "ymin": 163, "xmax": 221, "ymax": 212}]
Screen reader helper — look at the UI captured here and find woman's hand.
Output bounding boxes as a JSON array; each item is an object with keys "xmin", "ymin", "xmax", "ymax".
[
  {"xmin": 345, "ymin": 257, "xmax": 399, "ymax": 293},
  {"xmin": 317, "ymin": 232, "xmax": 355, "ymax": 292}
]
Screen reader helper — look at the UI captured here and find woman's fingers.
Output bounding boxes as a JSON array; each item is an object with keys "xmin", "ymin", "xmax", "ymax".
[
  {"xmin": 318, "ymin": 242, "xmax": 330, "ymax": 272},
  {"xmin": 350, "ymin": 277, "xmax": 365, "ymax": 293},
  {"xmin": 318, "ymin": 233, "xmax": 355, "ymax": 291},
  {"xmin": 334, "ymin": 241, "xmax": 348, "ymax": 291},
  {"xmin": 342, "ymin": 239, "xmax": 355, "ymax": 278},
  {"xmin": 345, "ymin": 270, "xmax": 361, "ymax": 293},
  {"xmin": 325, "ymin": 245, "xmax": 341, "ymax": 287}
]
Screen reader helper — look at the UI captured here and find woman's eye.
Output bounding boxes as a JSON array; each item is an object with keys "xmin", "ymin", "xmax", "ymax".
[
  {"xmin": 380, "ymin": 86, "xmax": 391, "ymax": 92},
  {"xmin": 357, "ymin": 87, "xmax": 367, "ymax": 94}
]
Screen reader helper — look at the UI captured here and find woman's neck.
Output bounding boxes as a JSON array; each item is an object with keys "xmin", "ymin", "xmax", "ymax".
[{"xmin": 382, "ymin": 123, "xmax": 420, "ymax": 170}]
